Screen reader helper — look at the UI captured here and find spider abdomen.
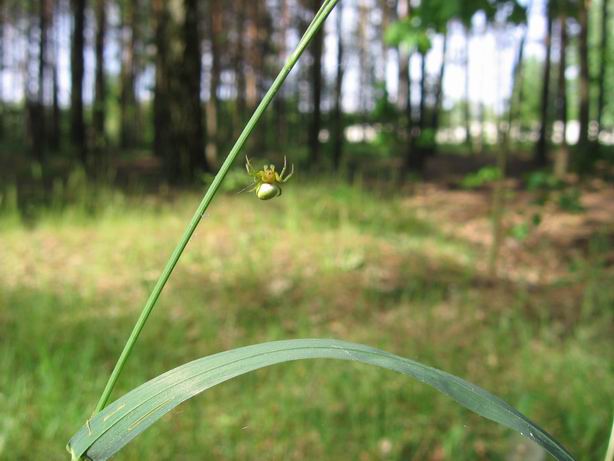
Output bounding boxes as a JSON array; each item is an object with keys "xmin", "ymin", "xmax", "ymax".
[{"xmin": 256, "ymin": 183, "xmax": 281, "ymax": 200}]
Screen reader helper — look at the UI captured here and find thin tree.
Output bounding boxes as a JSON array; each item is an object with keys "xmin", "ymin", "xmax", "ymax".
[
  {"xmin": 535, "ymin": 0, "xmax": 553, "ymax": 167},
  {"xmin": 396, "ymin": 0, "xmax": 410, "ymax": 117},
  {"xmin": 274, "ymin": 0, "xmax": 290, "ymax": 147},
  {"xmin": 152, "ymin": 0, "xmax": 171, "ymax": 166},
  {"xmin": 576, "ymin": 0, "xmax": 590, "ymax": 154},
  {"xmin": 489, "ymin": 20, "xmax": 529, "ymax": 276},
  {"xmin": 407, "ymin": 49, "xmax": 427, "ymax": 171},
  {"xmin": 245, "ymin": 1, "xmax": 259, "ymax": 113},
  {"xmin": 182, "ymin": 0, "xmax": 205, "ymax": 175},
  {"xmin": 36, "ymin": 0, "xmax": 49, "ymax": 162},
  {"xmin": 119, "ymin": 0, "xmax": 139, "ymax": 148},
  {"xmin": 233, "ymin": 0, "xmax": 246, "ymax": 133},
  {"xmin": 395, "ymin": 0, "xmax": 414, "ymax": 175},
  {"xmin": 154, "ymin": 0, "xmax": 206, "ymax": 182},
  {"xmin": 378, "ymin": 0, "xmax": 392, "ymax": 94},
  {"xmin": 308, "ymin": 0, "xmax": 324, "ymax": 166},
  {"xmin": 93, "ymin": 0, "xmax": 107, "ymax": 158},
  {"xmin": 70, "ymin": 0, "xmax": 86, "ymax": 165},
  {"xmin": 431, "ymin": 28, "xmax": 448, "ymax": 140},
  {"xmin": 463, "ymin": 25, "xmax": 472, "ymax": 152},
  {"xmin": 50, "ymin": 0, "xmax": 60, "ymax": 150},
  {"xmin": 205, "ymin": 0, "xmax": 221, "ymax": 170},
  {"xmin": 596, "ymin": 0, "xmax": 609, "ymax": 137},
  {"xmin": 332, "ymin": 1, "xmax": 345, "ymax": 171},
  {"xmin": 417, "ymin": 52, "xmax": 426, "ymax": 133},
  {"xmin": 0, "ymin": 0, "xmax": 4, "ymax": 140},
  {"xmin": 554, "ymin": 15, "xmax": 569, "ymax": 178}
]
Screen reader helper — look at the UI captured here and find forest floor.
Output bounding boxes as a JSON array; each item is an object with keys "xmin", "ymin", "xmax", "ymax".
[{"xmin": 0, "ymin": 159, "xmax": 612, "ymax": 460}]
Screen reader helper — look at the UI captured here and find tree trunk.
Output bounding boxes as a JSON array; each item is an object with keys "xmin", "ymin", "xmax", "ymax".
[
  {"xmin": 464, "ymin": 26, "xmax": 472, "ymax": 152},
  {"xmin": 50, "ymin": 2, "xmax": 60, "ymax": 151},
  {"xmin": 596, "ymin": 0, "xmax": 609, "ymax": 136},
  {"xmin": 535, "ymin": 2, "xmax": 553, "ymax": 167},
  {"xmin": 396, "ymin": 0, "xmax": 409, "ymax": 114},
  {"xmin": 205, "ymin": 0, "xmax": 221, "ymax": 170},
  {"xmin": 233, "ymin": 0, "xmax": 246, "ymax": 134},
  {"xmin": 406, "ymin": 51, "xmax": 427, "ymax": 172},
  {"xmin": 70, "ymin": 0, "xmax": 86, "ymax": 165},
  {"xmin": 396, "ymin": 0, "xmax": 415, "ymax": 175},
  {"xmin": 0, "ymin": 0, "xmax": 4, "ymax": 140},
  {"xmin": 577, "ymin": 0, "xmax": 590, "ymax": 152},
  {"xmin": 183, "ymin": 0, "xmax": 205, "ymax": 175},
  {"xmin": 36, "ymin": 0, "xmax": 49, "ymax": 163},
  {"xmin": 554, "ymin": 16, "xmax": 569, "ymax": 178},
  {"xmin": 245, "ymin": 1, "xmax": 259, "ymax": 113},
  {"xmin": 274, "ymin": 0, "xmax": 290, "ymax": 147},
  {"xmin": 120, "ymin": 0, "xmax": 139, "ymax": 148},
  {"xmin": 93, "ymin": 0, "xmax": 107, "ymax": 157},
  {"xmin": 431, "ymin": 29, "xmax": 448, "ymax": 137},
  {"xmin": 418, "ymin": 52, "xmax": 426, "ymax": 132},
  {"xmin": 397, "ymin": 49, "xmax": 409, "ymax": 114},
  {"xmin": 50, "ymin": 57, "xmax": 60, "ymax": 150},
  {"xmin": 308, "ymin": 0, "xmax": 323, "ymax": 166},
  {"xmin": 379, "ymin": 0, "xmax": 391, "ymax": 90},
  {"xmin": 153, "ymin": 0, "xmax": 172, "ymax": 170},
  {"xmin": 488, "ymin": 21, "xmax": 528, "ymax": 276},
  {"xmin": 357, "ymin": 0, "xmax": 371, "ymax": 115},
  {"xmin": 244, "ymin": 0, "xmax": 265, "ymax": 151},
  {"xmin": 154, "ymin": 0, "xmax": 205, "ymax": 183},
  {"xmin": 332, "ymin": 1, "xmax": 345, "ymax": 171}
]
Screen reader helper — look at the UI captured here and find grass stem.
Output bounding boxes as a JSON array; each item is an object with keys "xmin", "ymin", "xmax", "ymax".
[{"xmin": 92, "ymin": 0, "xmax": 340, "ymax": 415}]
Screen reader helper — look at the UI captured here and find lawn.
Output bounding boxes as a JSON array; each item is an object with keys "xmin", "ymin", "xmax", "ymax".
[{"xmin": 0, "ymin": 178, "xmax": 612, "ymax": 460}]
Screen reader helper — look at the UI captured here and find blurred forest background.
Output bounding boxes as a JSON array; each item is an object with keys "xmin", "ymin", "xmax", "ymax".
[
  {"xmin": 0, "ymin": 0, "xmax": 612, "ymax": 185},
  {"xmin": 0, "ymin": 0, "xmax": 613, "ymax": 460}
]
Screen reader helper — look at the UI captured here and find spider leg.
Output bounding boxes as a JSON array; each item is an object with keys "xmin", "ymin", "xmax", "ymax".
[
  {"xmin": 245, "ymin": 156, "xmax": 256, "ymax": 176},
  {"xmin": 238, "ymin": 180, "xmax": 259, "ymax": 194},
  {"xmin": 281, "ymin": 162, "xmax": 294, "ymax": 182},
  {"xmin": 279, "ymin": 156, "xmax": 287, "ymax": 177}
]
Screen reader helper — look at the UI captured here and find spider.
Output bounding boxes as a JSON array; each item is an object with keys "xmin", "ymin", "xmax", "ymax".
[{"xmin": 243, "ymin": 156, "xmax": 294, "ymax": 200}]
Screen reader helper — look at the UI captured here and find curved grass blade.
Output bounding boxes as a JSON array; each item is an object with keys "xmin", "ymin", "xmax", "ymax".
[{"xmin": 67, "ymin": 339, "xmax": 575, "ymax": 461}]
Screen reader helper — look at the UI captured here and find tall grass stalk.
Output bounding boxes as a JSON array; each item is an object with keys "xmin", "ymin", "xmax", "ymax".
[{"xmin": 92, "ymin": 0, "xmax": 340, "ymax": 415}]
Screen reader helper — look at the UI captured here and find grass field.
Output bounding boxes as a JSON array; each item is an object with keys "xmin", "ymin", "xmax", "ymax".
[{"xmin": 1, "ymin": 178, "xmax": 612, "ymax": 460}]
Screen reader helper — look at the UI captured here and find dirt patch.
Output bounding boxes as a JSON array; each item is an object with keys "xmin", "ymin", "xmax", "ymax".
[{"xmin": 402, "ymin": 179, "xmax": 613, "ymax": 284}]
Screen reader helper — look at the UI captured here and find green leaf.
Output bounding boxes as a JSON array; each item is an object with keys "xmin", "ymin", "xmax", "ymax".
[
  {"xmin": 67, "ymin": 339, "xmax": 575, "ymax": 461},
  {"xmin": 384, "ymin": 20, "xmax": 431, "ymax": 52}
]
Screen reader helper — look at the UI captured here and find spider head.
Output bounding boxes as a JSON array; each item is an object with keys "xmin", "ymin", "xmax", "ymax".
[{"xmin": 260, "ymin": 165, "xmax": 277, "ymax": 183}]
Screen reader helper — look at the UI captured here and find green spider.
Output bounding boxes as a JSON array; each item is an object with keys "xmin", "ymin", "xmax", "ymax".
[{"xmin": 243, "ymin": 156, "xmax": 294, "ymax": 200}]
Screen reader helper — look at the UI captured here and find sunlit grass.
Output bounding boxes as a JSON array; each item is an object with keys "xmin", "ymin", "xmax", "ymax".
[{"xmin": 0, "ymin": 181, "xmax": 611, "ymax": 459}]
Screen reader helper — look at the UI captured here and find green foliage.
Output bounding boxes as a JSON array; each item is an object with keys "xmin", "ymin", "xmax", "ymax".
[
  {"xmin": 525, "ymin": 171, "xmax": 584, "ymax": 213},
  {"xmin": 526, "ymin": 171, "xmax": 565, "ymax": 192},
  {"xmin": 510, "ymin": 213, "xmax": 542, "ymax": 241},
  {"xmin": 416, "ymin": 128, "xmax": 437, "ymax": 150},
  {"xmin": 557, "ymin": 188, "xmax": 584, "ymax": 213},
  {"xmin": 371, "ymin": 84, "xmax": 398, "ymax": 123},
  {"xmin": 385, "ymin": 0, "xmax": 527, "ymax": 48},
  {"xmin": 460, "ymin": 166, "xmax": 502, "ymax": 189},
  {"xmin": 384, "ymin": 18, "xmax": 431, "ymax": 53}
]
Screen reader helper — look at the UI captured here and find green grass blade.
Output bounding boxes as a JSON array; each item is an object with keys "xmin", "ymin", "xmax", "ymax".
[
  {"xmin": 67, "ymin": 339, "xmax": 575, "ymax": 461},
  {"xmin": 91, "ymin": 0, "xmax": 339, "ymax": 416}
]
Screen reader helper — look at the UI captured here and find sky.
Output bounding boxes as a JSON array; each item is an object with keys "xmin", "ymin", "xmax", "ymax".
[{"xmin": 1, "ymin": 0, "xmax": 550, "ymax": 115}]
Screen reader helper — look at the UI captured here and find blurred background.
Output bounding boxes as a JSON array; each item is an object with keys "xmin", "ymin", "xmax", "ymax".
[{"xmin": 0, "ymin": 0, "xmax": 612, "ymax": 460}]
